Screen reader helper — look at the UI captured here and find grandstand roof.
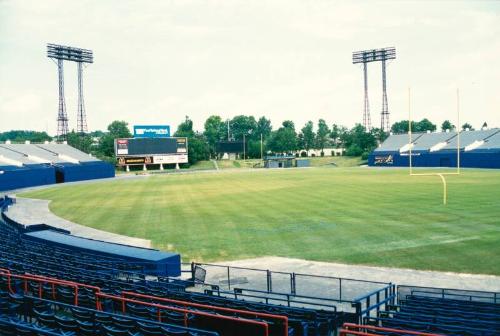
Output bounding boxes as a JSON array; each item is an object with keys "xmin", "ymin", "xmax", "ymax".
[
  {"xmin": 36, "ymin": 143, "xmax": 98, "ymax": 162},
  {"xmin": 411, "ymin": 132, "xmax": 455, "ymax": 151},
  {"xmin": 0, "ymin": 143, "xmax": 99, "ymax": 167},
  {"xmin": 375, "ymin": 129, "xmax": 500, "ymax": 153},
  {"xmin": 0, "ymin": 145, "xmax": 40, "ymax": 166},
  {"xmin": 481, "ymin": 130, "xmax": 500, "ymax": 150},
  {"xmin": 442, "ymin": 129, "xmax": 499, "ymax": 150},
  {"xmin": 376, "ymin": 133, "xmax": 422, "ymax": 152}
]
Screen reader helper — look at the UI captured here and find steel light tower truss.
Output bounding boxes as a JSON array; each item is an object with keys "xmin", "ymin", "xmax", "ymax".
[
  {"xmin": 47, "ymin": 43, "xmax": 93, "ymax": 138},
  {"xmin": 352, "ymin": 47, "xmax": 396, "ymax": 132}
]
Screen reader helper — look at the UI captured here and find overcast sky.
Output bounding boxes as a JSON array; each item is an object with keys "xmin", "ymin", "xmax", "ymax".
[{"xmin": 0, "ymin": 0, "xmax": 499, "ymax": 134}]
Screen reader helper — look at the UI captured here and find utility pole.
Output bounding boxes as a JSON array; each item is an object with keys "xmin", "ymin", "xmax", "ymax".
[{"xmin": 260, "ymin": 133, "xmax": 263, "ymax": 160}]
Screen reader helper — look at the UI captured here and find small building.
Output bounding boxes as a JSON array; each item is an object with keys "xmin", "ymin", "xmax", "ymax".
[
  {"xmin": 264, "ymin": 155, "xmax": 295, "ymax": 168},
  {"xmin": 263, "ymin": 156, "xmax": 310, "ymax": 168}
]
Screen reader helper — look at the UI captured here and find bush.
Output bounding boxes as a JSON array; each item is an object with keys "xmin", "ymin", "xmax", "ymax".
[
  {"xmin": 361, "ymin": 151, "xmax": 370, "ymax": 160},
  {"xmin": 300, "ymin": 151, "xmax": 308, "ymax": 157},
  {"xmin": 345, "ymin": 145, "xmax": 363, "ymax": 156},
  {"xmin": 320, "ymin": 151, "xmax": 325, "ymax": 157},
  {"xmin": 311, "ymin": 153, "xmax": 316, "ymax": 157},
  {"xmin": 331, "ymin": 150, "xmax": 335, "ymax": 156}
]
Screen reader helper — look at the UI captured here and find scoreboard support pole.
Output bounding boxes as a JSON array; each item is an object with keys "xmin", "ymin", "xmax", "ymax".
[{"xmin": 160, "ymin": 164, "xmax": 164, "ymax": 171}]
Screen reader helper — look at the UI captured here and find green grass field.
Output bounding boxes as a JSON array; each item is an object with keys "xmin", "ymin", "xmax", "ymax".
[{"xmin": 20, "ymin": 167, "xmax": 500, "ymax": 275}]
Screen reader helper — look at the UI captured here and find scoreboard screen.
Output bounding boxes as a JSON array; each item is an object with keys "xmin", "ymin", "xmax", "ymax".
[
  {"xmin": 216, "ymin": 141, "xmax": 245, "ymax": 153},
  {"xmin": 115, "ymin": 137, "xmax": 188, "ymax": 165}
]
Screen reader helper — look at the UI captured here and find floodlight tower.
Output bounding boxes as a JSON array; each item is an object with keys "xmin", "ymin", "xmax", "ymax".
[
  {"xmin": 352, "ymin": 47, "xmax": 396, "ymax": 132},
  {"xmin": 47, "ymin": 43, "xmax": 93, "ymax": 138}
]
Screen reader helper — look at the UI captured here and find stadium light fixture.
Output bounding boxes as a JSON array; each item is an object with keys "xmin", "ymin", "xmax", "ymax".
[
  {"xmin": 47, "ymin": 43, "xmax": 94, "ymax": 139},
  {"xmin": 352, "ymin": 47, "xmax": 396, "ymax": 132}
]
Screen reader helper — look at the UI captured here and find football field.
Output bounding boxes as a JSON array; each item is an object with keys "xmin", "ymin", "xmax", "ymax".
[{"xmin": 20, "ymin": 167, "xmax": 500, "ymax": 275}]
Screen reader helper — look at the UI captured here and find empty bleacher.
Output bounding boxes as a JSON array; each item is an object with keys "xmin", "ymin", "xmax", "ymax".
[
  {"xmin": 360, "ymin": 285, "xmax": 500, "ymax": 335},
  {"xmin": 0, "ymin": 142, "xmax": 114, "ymax": 191},
  {"xmin": 369, "ymin": 128, "xmax": 500, "ymax": 168},
  {"xmin": 0, "ymin": 195, "xmax": 343, "ymax": 335}
]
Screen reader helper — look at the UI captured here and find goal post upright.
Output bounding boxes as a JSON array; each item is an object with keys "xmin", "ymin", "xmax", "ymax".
[{"xmin": 407, "ymin": 87, "xmax": 462, "ymax": 205}]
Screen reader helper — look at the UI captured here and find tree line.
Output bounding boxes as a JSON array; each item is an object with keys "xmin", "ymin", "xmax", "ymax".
[{"xmin": 0, "ymin": 117, "xmax": 487, "ymax": 165}]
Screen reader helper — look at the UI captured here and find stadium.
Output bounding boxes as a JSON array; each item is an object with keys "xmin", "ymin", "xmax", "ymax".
[{"xmin": 1, "ymin": 2, "xmax": 499, "ymax": 336}]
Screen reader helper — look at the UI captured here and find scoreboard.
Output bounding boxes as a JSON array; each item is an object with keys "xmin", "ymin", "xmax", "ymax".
[
  {"xmin": 115, "ymin": 137, "xmax": 188, "ymax": 166},
  {"xmin": 215, "ymin": 141, "xmax": 245, "ymax": 153}
]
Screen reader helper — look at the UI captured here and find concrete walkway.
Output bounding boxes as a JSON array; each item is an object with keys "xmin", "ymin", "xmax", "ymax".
[
  {"xmin": 5, "ymin": 197, "xmax": 151, "ymax": 248},
  {"xmin": 211, "ymin": 256, "xmax": 500, "ymax": 293}
]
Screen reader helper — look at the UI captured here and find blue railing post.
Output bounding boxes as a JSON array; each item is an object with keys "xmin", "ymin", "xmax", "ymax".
[
  {"xmin": 227, "ymin": 266, "xmax": 230, "ymax": 290},
  {"xmin": 339, "ymin": 278, "xmax": 342, "ymax": 301},
  {"xmin": 266, "ymin": 270, "xmax": 271, "ymax": 292},
  {"xmin": 366, "ymin": 296, "xmax": 370, "ymax": 317}
]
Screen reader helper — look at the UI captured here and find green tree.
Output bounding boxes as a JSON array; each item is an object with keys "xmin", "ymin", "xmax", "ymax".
[
  {"xmin": 0, "ymin": 130, "xmax": 52, "ymax": 142},
  {"xmin": 371, "ymin": 127, "xmax": 389, "ymax": 144},
  {"xmin": 331, "ymin": 125, "xmax": 348, "ymax": 148},
  {"xmin": 391, "ymin": 120, "xmax": 410, "ymax": 134},
  {"xmin": 203, "ymin": 115, "xmax": 226, "ymax": 156},
  {"xmin": 315, "ymin": 119, "xmax": 330, "ymax": 154},
  {"xmin": 97, "ymin": 120, "xmax": 132, "ymax": 158},
  {"xmin": 186, "ymin": 134, "xmax": 210, "ymax": 164},
  {"xmin": 247, "ymin": 139, "xmax": 266, "ymax": 159},
  {"xmin": 300, "ymin": 121, "xmax": 315, "ymax": 153},
  {"xmin": 391, "ymin": 119, "xmax": 436, "ymax": 133},
  {"xmin": 67, "ymin": 131, "xmax": 93, "ymax": 154},
  {"xmin": 415, "ymin": 118, "xmax": 436, "ymax": 132},
  {"xmin": 230, "ymin": 115, "xmax": 257, "ymax": 140},
  {"xmin": 256, "ymin": 116, "xmax": 272, "ymax": 140},
  {"xmin": 462, "ymin": 123, "xmax": 474, "ymax": 131},
  {"xmin": 268, "ymin": 120, "xmax": 297, "ymax": 153},
  {"xmin": 343, "ymin": 124, "xmax": 377, "ymax": 157},
  {"xmin": 175, "ymin": 116, "xmax": 209, "ymax": 164},
  {"xmin": 175, "ymin": 116, "xmax": 195, "ymax": 138},
  {"xmin": 441, "ymin": 120, "xmax": 455, "ymax": 131}
]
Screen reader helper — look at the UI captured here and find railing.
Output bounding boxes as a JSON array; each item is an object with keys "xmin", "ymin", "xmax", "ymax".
[
  {"xmin": 340, "ymin": 323, "xmax": 443, "ymax": 336},
  {"xmin": 95, "ymin": 292, "xmax": 270, "ymax": 336},
  {"xmin": 0, "ymin": 269, "xmax": 100, "ymax": 306},
  {"xmin": 193, "ymin": 262, "xmax": 390, "ymax": 301},
  {"xmin": 122, "ymin": 291, "xmax": 289, "ymax": 336},
  {"xmin": 398, "ymin": 285, "xmax": 500, "ymax": 304},
  {"xmin": 352, "ymin": 283, "xmax": 396, "ymax": 322},
  {"xmin": 28, "ymin": 296, "xmax": 219, "ymax": 336},
  {"xmin": 211, "ymin": 286, "xmax": 340, "ymax": 311}
]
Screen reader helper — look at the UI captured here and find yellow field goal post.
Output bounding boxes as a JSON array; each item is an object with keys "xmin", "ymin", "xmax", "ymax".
[{"xmin": 408, "ymin": 88, "xmax": 461, "ymax": 205}]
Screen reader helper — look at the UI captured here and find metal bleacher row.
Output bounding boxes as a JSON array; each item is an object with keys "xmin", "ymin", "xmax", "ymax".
[
  {"xmin": 0, "ymin": 143, "xmax": 115, "ymax": 191},
  {"xmin": 0, "ymin": 196, "xmax": 499, "ymax": 335}
]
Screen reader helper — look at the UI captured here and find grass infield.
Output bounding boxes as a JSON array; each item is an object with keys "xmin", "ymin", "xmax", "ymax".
[{"xmin": 21, "ymin": 167, "xmax": 500, "ymax": 275}]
